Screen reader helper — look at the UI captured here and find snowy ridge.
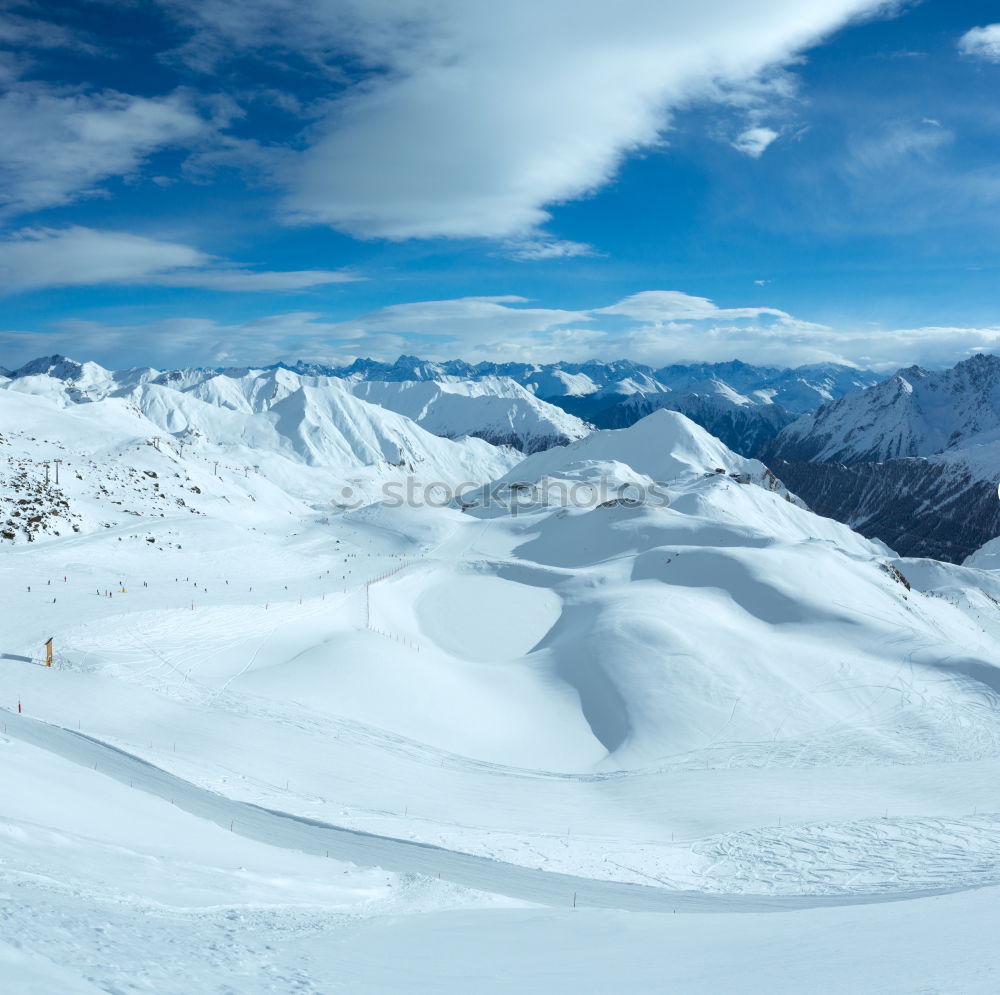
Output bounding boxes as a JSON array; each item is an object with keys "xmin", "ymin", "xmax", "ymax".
[
  {"xmin": 529, "ymin": 360, "xmax": 878, "ymax": 454},
  {"xmin": 343, "ymin": 376, "xmax": 591, "ymax": 452},
  {"xmin": 3, "ymin": 356, "xmax": 589, "ymax": 456},
  {"xmin": 1, "ymin": 361, "xmax": 519, "ymax": 481},
  {"xmin": 0, "ymin": 380, "xmax": 518, "ymax": 545},
  {"xmin": 298, "ymin": 354, "xmax": 879, "ymax": 414},
  {"xmin": 766, "ymin": 353, "xmax": 1000, "ymax": 464},
  {"xmin": 592, "ymin": 379, "xmax": 796, "ymax": 455},
  {"xmin": 653, "ymin": 360, "xmax": 879, "ymax": 413},
  {"xmin": 2, "ymin": 353, "xmax": 883, "ymax": 462},
  {"xmin": 966, "ymin": 534, "xmax": 1000, "ymax": 570},
  {"xmin": 478, "ymin": 408, "xmax": 802, "ymax": 507},
  {"xmin": 761, "ymin": 354, "xmax": 1000, "ymax": 561}
]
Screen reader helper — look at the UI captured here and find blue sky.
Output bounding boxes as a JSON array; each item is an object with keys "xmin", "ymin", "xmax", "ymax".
[{"xmin": 1, "ymin": 0, "xmax": 1000, "ymax": 371}]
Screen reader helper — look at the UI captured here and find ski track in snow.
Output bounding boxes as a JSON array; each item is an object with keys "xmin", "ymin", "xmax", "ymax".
[
  {"xmin": 694, "ymin": 815, "xmax": 1000, "ymax": 895},
  {"xmin": 4, "ymin": 710, "xmax": 996, "ymax": 913}
]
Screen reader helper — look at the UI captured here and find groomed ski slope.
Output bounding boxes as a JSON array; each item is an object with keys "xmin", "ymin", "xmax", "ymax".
[
  {"xmin": 7, "ymin": 709, "xmax": 990, "ymax": 915},
  {"xmin": 4, "ymin": 396, "xmax": 1000, "ymax": 991},
  {"xmin": 4, "ymin": 724, "xmax": 1000, "ymax": 994},
  {"xmin": 5, "ymin": 724, "xmax": 1000, "ymax": 994}
]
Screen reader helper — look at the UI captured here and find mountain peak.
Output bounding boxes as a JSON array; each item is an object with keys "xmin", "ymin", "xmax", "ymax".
[
  {"xmin": 766, "ymin": 352, "xmax": 1000, "ymax": 465},
  {"xmin": 12, "ymin": 354, "xmax": 81, "ymax": 379}
]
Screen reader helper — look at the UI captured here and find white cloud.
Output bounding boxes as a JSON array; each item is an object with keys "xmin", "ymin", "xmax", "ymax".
[
  {"xmin": 0, "ymin": 12, "xmax": 95, "ymax": 54},
  {"xmin": 502, "ymin": 238, "xmax": 597, "ymax": 261},
  {"xmin": 5, "ymin": 289, "xmax": 1000, "ymax": 372},
  {"xmin": 705, "ymin": 71, "xmax": 795, "ymax": 157},
  {"xmin": 731, "ymin": 126, "xmax": 780, "ymax": 157},
  {"xmin": 844, "ymin": 119, "xmax": 952, "ymax": 175},
  {"xmin": 0, "ymin": 227, "xmax": 206, "ymax": 290},
  {"xmin": 0, "ymin": 311, "xmax": 381, "ymax": 370},
  {"xmin": 315, "ymin": 293, "xmax": 1000, "ymax": 370},
  {"xmin": 164, "ymin": 0, "xmax": 887, "ymax": 241},
  {"xmin": 325, "ymin": 296, "xmax": 588, "ymax": 344},
  {"xmin": 0, "ymin": 85, "xmax": 211, "ymax": 215},
  {"xmin": 0, "ymin": 227, "xmax": 360, "ymax": 292},
  {"xmin": 148, "ymin": 269, "xmax": 361, "ymax": 291},
  {"xmin": 958, "ymin": 24, "xmax": 1000, "ymax": 62},
  {"xmin": 593, "ymin": 290, "xmax": 788, "ymax": 323},
  {"xmin": 606, "ymin": 318, "xmax": 1000, "ymax": 371}
]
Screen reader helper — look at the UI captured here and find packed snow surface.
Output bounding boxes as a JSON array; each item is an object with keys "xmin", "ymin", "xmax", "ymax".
[
  {"xmin": 3, "ymin": 388, "xmax": 1000, "ymax": 991},
  {"xmin": 343, "ymin": 376, "xmax": 591, "ymax": 452}
]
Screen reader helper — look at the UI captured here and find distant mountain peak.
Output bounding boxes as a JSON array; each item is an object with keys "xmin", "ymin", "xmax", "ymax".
[
  {"xmin": 771, "ymin": 352, "xmax": 1000, "ymax": 464},
  {"xmin": 11, "ymin": 354, "xmax": 83, "ymax": 379}
]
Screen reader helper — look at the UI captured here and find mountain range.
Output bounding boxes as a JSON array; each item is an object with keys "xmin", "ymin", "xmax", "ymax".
[
  {"xmin": 1, "ymin": 354, "xmax": 881, "ymax": 457},
  {"xmin": 281, "ymin": 355, "xmax": 882, "ymax": 452},
  {"xmin": 4, "ymin": 351, "xmax": 1000, "ymax": 563},
  {"xmin": 763, "ymin": 354, "xmax": 1000, "ymax": 561}
]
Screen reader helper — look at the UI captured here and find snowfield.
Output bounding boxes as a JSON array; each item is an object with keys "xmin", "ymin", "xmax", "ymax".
[{"xmin": 3, "ymin": 375, "xmax": 1000, "ymax": 992}]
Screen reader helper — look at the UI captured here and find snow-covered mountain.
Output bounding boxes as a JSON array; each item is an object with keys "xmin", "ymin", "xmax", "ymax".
[
  {"xmin": 4, "ymin": 355, "xmax": 160, "ymax": 402},
  {"xmin": 342, "ymin": 376, "xmax": 590, "ymax": 452},
  {"xmin": 762, "ymin": 355, "xmax": 1000, "ymax": 562},
  {"xmin": 765, "ymin": 354, "xmax": 1000, "ymax": 464},
  {"xmin": 316, "ymin": 355, "xmax": 659, "ymax": 397},
  {"xmin": 555, "ymin": 363, "xmax": 880, "ymax": 455},
  {"xmin": 4, "ymin": 356, "xmax": 588, "ymax": 456},
  {"xmin": 468, "ymin": 407, "xmax": 803, "ymax": 513},
  {"xmin": 298, "ymin": 354, "xmax": 879, "ymax": 415},
  {"xmin": 585, "ymin": 378, "xmax": 797, "ymax": 455},
  {"xmin": 0, "ymin": 368, "xmax": 519, "ymax": 544},
  {"xmin": 653, "ymin": 360, "xmax": 880, "ymax": 413},
  {"xmin": 6, "ymin": 364, "xmax": 1000, "ymax": 990},
  {"xmin": 4, "ymin": 353, "xmax": 882, "ymax": 460},
  {"xmin": 269, "ymin": 354, "xmax": 880, "ymax": 456},
  {"xmin": 966, "ymin": 534, "xmax": 1000, "ymax": 571}
]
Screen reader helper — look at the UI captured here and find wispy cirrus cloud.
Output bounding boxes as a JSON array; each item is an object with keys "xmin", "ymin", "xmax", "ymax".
[
  {"xmin": 501, "ymin": 238, "xmax": 598, "ymax": 261},
  {"xmin": 323, "ymin": 296, "xmax": 589, "ymax": 345},
  {"xmin": 0, "ymin": 10, "xmax": 98, "ymax": 56},
  {"xmin": 844, "ymin": 118, "xmax": 953, "ymax": 175},
  {"xmin": 0, "ymin": 311, "xmax": 379, "ymax": 370},
  {"xmin": 150, "ymin": 268, "xmax": 361, "ymax": 291},
  {"xmin": 0, "ymin": 227, "xmax": 360, "ymax": 293}
]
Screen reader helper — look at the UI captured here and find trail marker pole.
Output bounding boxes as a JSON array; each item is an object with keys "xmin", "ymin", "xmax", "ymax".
[{"xmin": 44, "ymin": 637, "xmax": 53, "ymax": 668}]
